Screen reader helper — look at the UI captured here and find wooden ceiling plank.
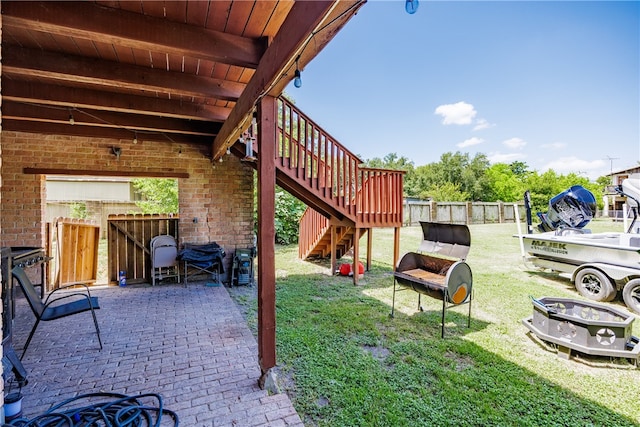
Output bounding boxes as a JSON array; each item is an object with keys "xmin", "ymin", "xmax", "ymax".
[
  {"xmin": 186, "ymin": 0, "xmax": 211, "ymax": 27},
  {"xmin": 4, "ymin": 47, "xmax": 245, "ymax": 101},
  {"xmin": 205, "ymin": 1, "xmax": 232, "ymax": 32},
  {"xmin": 2, "ymin": 1, "xmax": 266, "ymax": 69},
  {"xmin": 225, "ymin": 1, "xmax": 255, "ymax": 35},
  {"xmin": 212, "ymin": 1, "xmax": 357, "ymax": 159},
  {"xmin": 3, "ymin": 81, "xmax": 231, "ymax": 121}
]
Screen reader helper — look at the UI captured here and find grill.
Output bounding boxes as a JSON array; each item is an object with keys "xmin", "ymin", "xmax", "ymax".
[{"xmin": 392, "ymin": 222, "xmax": 473, "ymax": 337}]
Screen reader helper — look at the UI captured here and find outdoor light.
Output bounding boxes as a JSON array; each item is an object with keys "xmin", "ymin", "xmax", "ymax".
[
  {"xmin": 405, "ymin": 0, "xmax": 419, "ymax": 14},
  {"xmin": 69, "ymin": 112, "xmax": 75, "ymax": 125},
  {"xmin": 133, "ymin": 132, "xmax": 138, "ymax": 144},
  {"xmin": 226, "ymin": 147, "xmax": 231, "ymax": 155},
  {"xmin": 293, "ymin": 56, "xmax": 302, "ymax": 88}
]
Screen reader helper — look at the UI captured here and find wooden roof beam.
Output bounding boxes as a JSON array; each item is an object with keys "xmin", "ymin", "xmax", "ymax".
[
  {"xmin": 3, "ymin": 81, "xmax": 232, "ymax": 123},
  {"xmin": 3, "ymin": 103, "xmax": 220, "ymax": 137},
  {"xmin": 3, "ymin": 120, "xmax": 212, "ymax": 145},
  {"xmin": 212, "ymin": 0, "xmax": 364, "ymax": 160},
  {"xmin": 3, "ymin": 47, "xmax": 245, "ymax": 101},
  {"xmin": 1, "ymin": 1, "xmax": 266, "ymax": 69}
]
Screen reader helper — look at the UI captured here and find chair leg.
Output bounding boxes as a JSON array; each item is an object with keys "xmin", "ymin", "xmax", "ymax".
[
  {"xmin": 89, "ymin": 306, "xmax": 103, "ymax": 350},
  {"xmin": 21, "ymin": 319, "xmax": 41, "ymax": 360},
  {"xmin": 91, "ymin": 310, "xmax": 103, "ymax": 350}
]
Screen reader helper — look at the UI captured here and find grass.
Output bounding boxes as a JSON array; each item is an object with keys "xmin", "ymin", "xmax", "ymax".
[{"xmin": 230, "ymin": 218, "xmax": 640, "ymax": 426}]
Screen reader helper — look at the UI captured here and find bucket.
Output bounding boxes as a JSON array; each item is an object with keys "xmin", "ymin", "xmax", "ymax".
[
  {"xmin": 119, "ymin": 271, "xmax": 127, "ymax": 287},
  {"xmin": 4, "ymin": 392, "xmax": 23, "ymax": 421}
]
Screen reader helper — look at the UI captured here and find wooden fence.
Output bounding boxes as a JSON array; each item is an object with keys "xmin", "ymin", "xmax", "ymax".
[
  {"xmin": 107, "ymin": 214, "xmax": 179, "ymax": 285},
  {"xmin": 404, "ymin": 200, "xmax": 525, "ymax": 226}
]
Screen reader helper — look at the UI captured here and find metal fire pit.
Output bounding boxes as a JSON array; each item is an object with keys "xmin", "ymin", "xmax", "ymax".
[
  {"xmin": 522, "ymin": 296, "xmax": 640, "ymax": 362},
  {"xmin": 391, "ymin": 222, "xmax": 473, "ymax": 337}
]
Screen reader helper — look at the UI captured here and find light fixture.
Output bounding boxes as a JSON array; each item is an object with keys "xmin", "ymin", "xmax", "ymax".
[
  {"xmin": 133, "ymin": 132, "xmax": 138, "ymax": 144},
  {"xmin": 242, "ymin": 136, "xmax": 257, "ymax": 162},
  {"xmin": 111, "ymin": 146, "xmax": 122, "ymax": 160},
  {"xmin": 405, "ymin": 0, "xmax": 419, "ymax": 14},
  {"xmin": 69, "ymin": 111, "xmax": 75, "ymax": 125},
  {"xmin": 226, "ymin": 147, "xmax": 231, "ymax": 155},
  {"xmin": 293, "ymin": 56, "xmax": 302, "ymax": 88}
]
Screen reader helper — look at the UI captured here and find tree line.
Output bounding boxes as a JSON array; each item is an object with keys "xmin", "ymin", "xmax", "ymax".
[{"xmin": 365, "ymin": 151, "xmax": 610, "ymax": 214}]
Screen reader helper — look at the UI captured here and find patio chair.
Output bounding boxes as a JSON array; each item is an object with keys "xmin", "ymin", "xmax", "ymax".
[
  {"xmin": 150, "ymin": 235, "xmax": 181, "ymax": 286},
  {"xmin": 12, "ymin": 266, "xmax": 102, "ymax": 360}
]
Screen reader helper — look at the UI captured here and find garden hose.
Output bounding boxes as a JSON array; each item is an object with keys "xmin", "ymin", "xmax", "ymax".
[{"xmin": 3, "ymin": 392, "xmax": 178, "ymax": 427}]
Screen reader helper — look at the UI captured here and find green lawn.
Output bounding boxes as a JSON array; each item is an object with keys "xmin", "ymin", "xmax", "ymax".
[{"xmin": 230, "ymin": 219, "xmax": 640, "ymax": 426}]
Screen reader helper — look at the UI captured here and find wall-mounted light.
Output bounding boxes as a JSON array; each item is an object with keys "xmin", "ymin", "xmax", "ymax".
[
  {"xmin": 405, "ymin": 0, "xmax": 419, "ymax": 14},
  {"xmin": 69, "ymin": 111, "xmax": 75, "ymax": 125},
  {"xmin": 111, "ymin": 146, "xmax": 122, "ymax": 160},
  {"xmin": 293, "ymin": 56, "xmax": 302, "ymax": 88}
]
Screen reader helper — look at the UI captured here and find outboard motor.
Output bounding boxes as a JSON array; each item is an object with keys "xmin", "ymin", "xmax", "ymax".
[{"xmin": 536, "ymin": 185, "xmax": 596, "ymax": 232}]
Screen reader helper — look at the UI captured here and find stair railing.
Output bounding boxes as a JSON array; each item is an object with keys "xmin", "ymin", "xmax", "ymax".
[
  {"xmin": 277, "ymin": 97, "xmax": 361, "ymax": 221},
  {"xmin": 298, "ymin": 208, "xmax": 330, "ymax": 259}
]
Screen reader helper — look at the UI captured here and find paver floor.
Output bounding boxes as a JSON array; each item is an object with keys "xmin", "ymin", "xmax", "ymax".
[{"xmin": 8, "ymin": 281, "xmax": 303, "ymax": 426}]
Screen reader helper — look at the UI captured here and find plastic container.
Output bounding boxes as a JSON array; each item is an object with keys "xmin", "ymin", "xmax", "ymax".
[{"xmin": 119, "ymin": 270, "xmax": 127, "ymax": 287}]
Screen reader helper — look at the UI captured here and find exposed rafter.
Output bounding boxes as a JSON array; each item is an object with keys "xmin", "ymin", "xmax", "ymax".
[
  {"xmin": 3, "ymin": 81, "xmax": 232, "ymax": 122},
  {"xmin": 211, "ymin": 0, "xmax": 364, "ymax": 160}
]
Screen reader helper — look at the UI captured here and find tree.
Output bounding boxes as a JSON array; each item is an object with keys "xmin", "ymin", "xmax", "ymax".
[
  {"xmin": 132, "ymin": 178, "xmax": 179, "ymax": 214},
  {"xmin": 485, "ymin": 163, "xmax": 524, "ymax": 202}
]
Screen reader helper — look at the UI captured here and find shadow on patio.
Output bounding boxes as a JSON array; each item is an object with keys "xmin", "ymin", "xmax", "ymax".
[{"xmin": 8, "ymin": 282, "xmax": 302, "ymax": 426}]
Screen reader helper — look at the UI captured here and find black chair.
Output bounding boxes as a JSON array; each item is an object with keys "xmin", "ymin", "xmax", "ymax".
[{"xmin": 12, "ymin": 266, "xmax": 102, "ymax": 359}]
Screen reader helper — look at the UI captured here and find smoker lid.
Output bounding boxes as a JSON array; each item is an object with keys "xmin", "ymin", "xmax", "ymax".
[{"xmin": 418, "ymin": 222, "xmax": 471, "ymax": 260}]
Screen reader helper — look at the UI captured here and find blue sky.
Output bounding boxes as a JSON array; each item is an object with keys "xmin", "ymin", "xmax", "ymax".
[{"xmin": 286, "ymin": 1, "xmax": 639, "ymax": 180}]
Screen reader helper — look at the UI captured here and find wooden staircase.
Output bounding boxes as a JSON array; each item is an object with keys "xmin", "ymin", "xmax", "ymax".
[{"xmin": 241, "ymin": 97, "xmax": 404, "ymax": 265}]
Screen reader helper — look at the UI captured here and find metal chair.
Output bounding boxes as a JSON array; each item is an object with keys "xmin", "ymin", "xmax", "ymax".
[
  {"xmin": 12, "ymin": 266, "xmax": 102, "ymax": 360},
  {"xmin": 150, "ymin": 235, "xmax": 180, "ymax": 286}
]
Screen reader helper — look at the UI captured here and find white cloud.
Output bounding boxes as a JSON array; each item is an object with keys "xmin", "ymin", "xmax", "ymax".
[
  {"xmin": 457, "ymin": 137, "xmax": 484, "ymax": 148},
  {"xmin": 473, "ymin": 118, "xmax": 495, "ymax": 131},
  {"xmin": 540, "ymin": 142, "xmax": 567, "ymax": 150},
  {"xmin": 503, "ymin": 137, "xmax": 527, "ymax": 150},
  {"xmin": 434, "ymin": 101, "xmax": 477, "ymax": 125},
  {"xmin": 487, "ymin": 152, "xmax": 526, "ymax": 164}
]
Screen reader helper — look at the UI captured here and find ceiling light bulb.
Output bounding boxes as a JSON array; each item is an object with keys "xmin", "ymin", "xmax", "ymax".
[
  {"xmin": 133, "ymin": 134, "xmax": 138, "ymax": 144},
  {"xmin": 405, "ymin": 0, "xmax": 419, "ymax": 14},
  {"xmin": 294, "ymin": 69, "xmax": 302, "ymax": 88},
  {"xmin": 69, "ymin": 114, "xmax": 75, "ymax": 125},
  {"xmin": 226, "ymin": 147, "xmax": 231, "ymax": 155}
]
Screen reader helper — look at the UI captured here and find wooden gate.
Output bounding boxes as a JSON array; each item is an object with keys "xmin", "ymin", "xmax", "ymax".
[{"xmin": 107, "ymin": 214, "xmax": 179, "ymax": 285}]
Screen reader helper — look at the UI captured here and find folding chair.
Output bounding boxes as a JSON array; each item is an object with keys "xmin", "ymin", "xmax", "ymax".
[
  {"xmin": 150, "ymin": 235, "xmax": 181, "ymax": 286},
  {"xmin": 12, "ymin": 266, "xmax": 102, "ymax": 360}
]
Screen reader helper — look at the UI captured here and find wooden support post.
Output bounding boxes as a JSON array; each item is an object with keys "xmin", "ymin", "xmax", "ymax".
[
  {"xmin": 393, "ymin": 227, "xmax": 401, "ymax": 271},
  {"xmin": 366, "ymin": 228, "xmax": 372, "ymax": 271},
  {"xmin": 352, "ymin": 227, "xmax": 360, "ymax": 285},
  {"xmin": 330, "ymin": 225, "xmax": 337, "ymax": 275},
  {"xmin": 257, "ymin": 96, "xmax": 277, "ymax": 380}
]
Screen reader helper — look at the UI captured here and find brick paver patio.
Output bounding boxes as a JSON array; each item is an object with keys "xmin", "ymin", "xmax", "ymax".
[{"xmin": 9, "ymin": 281, "xmax": 303, "ymax": 426}]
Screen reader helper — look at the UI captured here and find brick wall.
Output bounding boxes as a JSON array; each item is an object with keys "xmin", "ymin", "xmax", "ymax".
[{"xmin": 0, "ymin": 131, "xmax": 255, "ymax": 268}]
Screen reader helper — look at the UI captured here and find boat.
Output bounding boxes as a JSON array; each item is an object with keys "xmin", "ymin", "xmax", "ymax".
[{"xmin": 516, "ymin": 175, "xmax": 640, "ymax": 315}]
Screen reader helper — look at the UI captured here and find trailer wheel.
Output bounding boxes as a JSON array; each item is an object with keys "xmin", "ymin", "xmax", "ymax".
[
  {"xmin": 574, "ymin": 268, "xmax": 616, "ymax": 302},
  {"xmin": 622, "ymin": 279, "xmax": 640, "ymax": 315}
]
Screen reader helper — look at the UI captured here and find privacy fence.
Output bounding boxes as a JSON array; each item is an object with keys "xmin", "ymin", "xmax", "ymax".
[{"xmin": 404, "ymin": 200, "xmax": 525, "ymax": 226}]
